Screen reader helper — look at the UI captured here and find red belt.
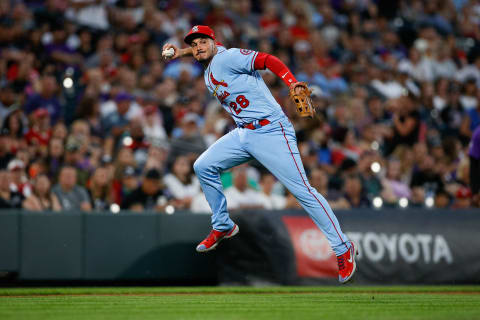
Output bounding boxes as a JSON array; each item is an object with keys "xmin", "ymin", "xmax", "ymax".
[{"xmin": 240, "ymin": 119, "xmax": 271, "ymax": 130}]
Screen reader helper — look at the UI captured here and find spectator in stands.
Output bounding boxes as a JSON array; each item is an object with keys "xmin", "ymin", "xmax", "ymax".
[
  {"xmin": 190, "ymin": 192, "xmax": 212, "ymax": 214},
  {"xmin": 168, "ymin": 113, "xmax": 207, "ymax": 165},
  {"xmin": 0, "ymin": 0, "xmax": 476, "ymax": 212},
  {"xmin": 224, "ymin": 166, "xmax": 266, "ymax": 210},
  {"xmin": 1, "ymin": 107, "xmax": 26, "ymax": 155},
  {"xmin": 0, "ymin": 131, "xmax": 14, "ymax": 169},
  {"xmin": 0, "ymin": 84, "xmax": 18, "ymax": 122},
  {"xmin": 357, "ymin": 151, "xmax": 383, "ymax": 199},
  {"xmin": 381, "ymin": 158, "xmax": 412, "ymax": 205},
  {"xmin": 434, "ymin": 189, "xmax": 452, "ymax": 208},
  {"xmin": 24, "ymin": 74, "xmax": 63, "ymax": 123},
  {"xmin": 126, "ymin": 119, "xmax": 150, "ymax": 165},
  {"xmin": 65, "ymin": 0, "xmax": 110, "ymax": 31},
  {"xmin": 410, "ymin": 155, "xmax": 444, "ymax": 195},
  {"xmin": 111, "ymin": 165, "xmax": 139, "ymax": 206},
  {"xmin": 8, "ymin": 159, "xmax": 32, "ymax": 198},
  {"xmin": 385, "ymin": 96, "xmax": 422, "ymax": 155},
  {"xmin": 0, "ymin": 170, "xmax": 23, "ymax": 209},
  {"xmin": 309, "ymin": 168, "xmax": 349, "ymax": 209},
  {"xmin": 163, "ymin": 155, "xmax": 200, "ymax": 209},
  {"xmin": 52, "ymin": 166, "xmax": 92, "ymax": 211},
  {"xmin": 24, "ymin": 108, "xmax": 51, "ymax": 157},
  {"xmin": 22, "ymin": 174, "xmax": 61, "ymax": 211},
  {"xmin": 88, "ymin": 166, "xmax": 111, "ymax": 211},
  {"xmin": 342, "ymin": 174, "xmax": 370, "ymax": 208},
  {"xmin": 141, "ymin": 104, "xmax": 168, "ymax": 146},
  {"xmin": 63, "ymin": 135, "xmax": 91, "ymax": 186},
  {"xmin": 410, "ymin": 186, "xmax": 426, "ymax": 208},
  {"xmin": 469, "ymin": 126, "xmax": 480, "ymax": 207},
  {"xmin": 47, "ymin": 137, "xmax": 64, "ymax": 179},
  {"xmin": 75, "ymin": 95, "xmax": 104, "ymax": 142},
  {"xmin": 101, "ymin": 92, "xmax": 134, "ymax": 146},
  {"xmin": 51, "ymin": 122, "xmax": 68, "ymax": 141},
  {"xmin": 452, "ymin": 186, "xmax": 472, "ymax": 209},
  {"xmin": 258, "ymin": 172, "xmax": 286, "ymax": 210},
  {"xmin": 70, "ymin": 120, "xmax": 91, "ymax": 154},
  {"xmin": 121, "ymin": 168, "xmax": 167, "ymax": 212}
]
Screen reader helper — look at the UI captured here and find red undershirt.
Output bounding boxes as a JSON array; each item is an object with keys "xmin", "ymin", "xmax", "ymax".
[{"xmin": 254, "ymin": 52, "xmax": 297, "ymax": 87}]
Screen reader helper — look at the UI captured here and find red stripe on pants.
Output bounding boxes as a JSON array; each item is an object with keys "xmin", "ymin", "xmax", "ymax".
[{"xmin": 279, "ymin": 123, "xmax": 348, "ymax": 251}]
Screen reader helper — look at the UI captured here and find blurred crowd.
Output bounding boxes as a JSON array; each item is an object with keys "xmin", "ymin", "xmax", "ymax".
[{"xmin": 0, "ymin": 0, "xmax": 479, "ymax": 213}]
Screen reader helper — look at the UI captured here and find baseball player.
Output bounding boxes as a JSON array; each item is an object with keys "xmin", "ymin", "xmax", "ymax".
[{"xmin": 163, "ymin": 25, "xmax": 357, "ymax": 283}]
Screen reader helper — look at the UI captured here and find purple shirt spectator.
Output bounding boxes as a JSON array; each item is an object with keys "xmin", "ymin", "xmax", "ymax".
[
  {"xmin": 24, "ymin": 93, "xmax": 62, "ymax": 123},
  {"xmin": 469, "ymin": 126, "xmax": 480, "ymax": 159}
]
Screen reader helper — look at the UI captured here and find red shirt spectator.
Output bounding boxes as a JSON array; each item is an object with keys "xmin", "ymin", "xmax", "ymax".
[{"xmin": 24, "ymin": 108, "xmax": 52, "ymax": 147}]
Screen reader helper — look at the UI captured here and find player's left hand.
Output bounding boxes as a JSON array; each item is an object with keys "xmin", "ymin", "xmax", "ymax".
[{"xmin": 289, "ymin": 81, "xmax": 315, "ymax": 118}]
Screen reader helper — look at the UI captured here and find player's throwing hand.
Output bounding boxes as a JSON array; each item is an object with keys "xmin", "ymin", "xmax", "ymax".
[{"xmin": 162, "ymin": 43, "xmax": 181, "ymax": 61}]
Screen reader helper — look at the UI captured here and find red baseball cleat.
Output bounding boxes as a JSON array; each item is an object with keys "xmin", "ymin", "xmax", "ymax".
[
  {"xmin": 337, "ymin": 241, "xmax": 358, "ymax": 284},
  {"xmin": 196, "ymin": 224, "xmax": 239, "ymax": 253}
]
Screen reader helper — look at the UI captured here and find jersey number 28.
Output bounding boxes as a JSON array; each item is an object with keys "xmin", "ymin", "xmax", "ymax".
[{"xmin": 229, "ymin": 95, "xmax": 250, "ymax": 115}]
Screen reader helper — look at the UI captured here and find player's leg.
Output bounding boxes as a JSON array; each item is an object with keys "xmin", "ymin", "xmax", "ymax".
[
  {"xmin": 248, "ymin": 120, "xmax": 357, "ymax": 282},
  {"xmin": 247, "ymin": 120, "xmax": 351, "ymax": 256},
  {"xmin": 193, "ymin": 129, "xmax": 252, "ymax": 232}
]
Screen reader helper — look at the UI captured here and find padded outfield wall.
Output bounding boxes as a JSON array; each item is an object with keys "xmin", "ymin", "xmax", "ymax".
[{"xmin": 0, "ymin": 209, "xmax": 478, "ymax": 284}]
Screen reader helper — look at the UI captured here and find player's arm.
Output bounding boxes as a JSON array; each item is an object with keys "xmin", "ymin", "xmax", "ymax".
[
  {"xmin": 162, "ymin": 42, "xmax": 225, "ymax": 61},
  {"xmin": 162, "ymin": 43, "xmax": 193, "ymax": 60},
  {"xmin": 255, "ymin": 52, "xmax": 315, "ymax": 118},
  {"xmin": 254, "ymin": 52, "xmax": 297, "ymax": 87}
]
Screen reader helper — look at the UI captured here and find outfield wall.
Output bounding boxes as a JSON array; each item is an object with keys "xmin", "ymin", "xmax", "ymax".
[{"xmin": 0, "ymin": 209, "xmax": 479, "ymax": 284}]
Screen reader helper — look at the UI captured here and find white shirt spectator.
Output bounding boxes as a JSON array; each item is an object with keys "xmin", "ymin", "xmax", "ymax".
[
  {"xmin": 456, "ymin": 64, "xmax": 480, "ymax": 85},
  {"xmin": 433, "ymin": 95, "xmax": 447, "ymax": 111},
  {"xmin": 257, "ymin": 173, "xmax": 286, "ymax": 210},
  {"xmin": 66, "ymin": 0, "xmax": 111, "ymax": 30},
  {"xmin": 140, "ymin": 106, "xmax": 168, "ymax": 145},
  {"xmin": 100, "ymin": 99, "xmax": 143, "ymax": 120},
  {"xmin": 224, "ymin": 186, "xmax": 266, "ymax": 210},
  {"xmin": 398, "ymin": 57, "xmax": 435, "ymax": 82},
  {"xmin": 258, "ymin": 191, "xmax": 286, "ymax": 210},
  {"xmin": 190, "ymin": 193, "xmax": 211, "ymax": 214},
  {"xmin": 163, "ymin": 173, "xmax": 200, "ymax": 200},
  {"xmin": 370, "ymin": 79, "xmax": 406, "ymax": 99},
  {"xmin": 433, "ymin": 59, "xmax": 457, "ymax": 80},
  {"xmin": 460, "ymin": 95, "xmax": 478, "ymax": 111},
  {"xmin": 122, "ymin": 5, "xmax": 144, "ymax": 25}
]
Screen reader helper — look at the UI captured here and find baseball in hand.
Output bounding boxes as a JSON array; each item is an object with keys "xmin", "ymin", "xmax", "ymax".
[{"xmin": 162, "ymin": 48, "xmax": 175, "ymax": 58}]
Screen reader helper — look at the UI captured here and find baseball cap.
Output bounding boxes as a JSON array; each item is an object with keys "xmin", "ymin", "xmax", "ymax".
[
  {"xmin": 184, "ymin": 25, "xmax": 215, "ymax": 45},
  {"xmin": 7, "ymin": 159, "xmax": 24, "ymax": 171},
  {"xmin": 115, "ymin": 92, "xmax": 133, "ymax": 102},
  {"xmin": 456, "ymin": 187, "xmax": 472, "ymax": 199}
]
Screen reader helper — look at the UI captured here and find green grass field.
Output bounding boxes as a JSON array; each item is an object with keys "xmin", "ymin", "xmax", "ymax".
[{"xmin": 0, "ymin": 286, "xmax": 479, "ymax": 320}]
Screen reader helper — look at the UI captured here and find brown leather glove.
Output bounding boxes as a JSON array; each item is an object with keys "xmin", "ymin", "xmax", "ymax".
[{"xmin": 289, "ymin": 81, "xmax": 315, "ymax": 118}]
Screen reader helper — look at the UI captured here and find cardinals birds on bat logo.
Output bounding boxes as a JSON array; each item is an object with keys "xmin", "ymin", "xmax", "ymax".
[
  {"xmin": 210, "ymin": 72, "xmax": 229, "ymax": 101},
  {"xmin": 210, "ymin": 72, "xmax": 228, "ymax": 88}
]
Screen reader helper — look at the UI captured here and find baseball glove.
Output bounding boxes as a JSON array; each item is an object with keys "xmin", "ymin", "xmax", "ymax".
[{"xmin": 289, "ymin": 82, "xmax": 315, "ymax": 118}]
